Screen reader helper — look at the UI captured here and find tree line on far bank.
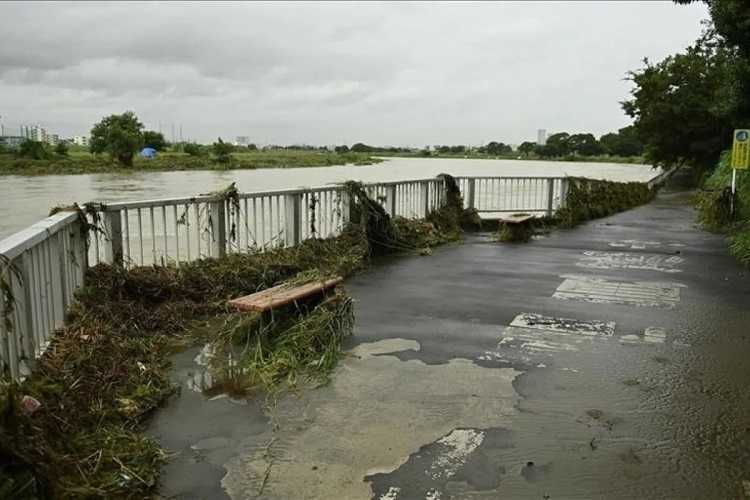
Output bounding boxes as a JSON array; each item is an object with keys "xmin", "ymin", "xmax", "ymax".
[
  {"xmin": 336, "ymin": 126, "xmax": 644, "ymax": 159},
  {"xmin": 2, "ymin": 111, "xmax": 644, "ymax": 166}
]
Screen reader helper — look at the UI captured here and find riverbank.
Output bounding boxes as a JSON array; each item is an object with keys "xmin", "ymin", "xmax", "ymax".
[
  {"xmin": 0, "ymin": 150, "xmax": 381, "ymax": 176},
  {"xmin": 377, "ymin": 152, "xmax": 646, "ymax": 164}
]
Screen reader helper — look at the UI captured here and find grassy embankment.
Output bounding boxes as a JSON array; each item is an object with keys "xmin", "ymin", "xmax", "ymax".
[
  {"xmin": 375, "ymin": 151, "xmax": 647, "ymax": 164},
  {"xmin": 0, "ymin": 150, "xmax": 381, "ymax": 176},
  {"xmin": 697, "ymin": 151, "xmax": 750, "ymax": 265}
]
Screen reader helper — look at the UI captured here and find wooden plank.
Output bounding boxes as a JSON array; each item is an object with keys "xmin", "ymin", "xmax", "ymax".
[
  {"xmin": 492, "ymin": 214, "xmax": 535, "ymax": 224},
  {"xmin": 229, "ymin": 277, "xmax": 343, "ymax": 312}
]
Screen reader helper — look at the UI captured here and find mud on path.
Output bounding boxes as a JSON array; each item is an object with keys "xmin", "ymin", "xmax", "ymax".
[{"xmin": 149, "ymin": 190, "xmax": 750, "ymax": 499}]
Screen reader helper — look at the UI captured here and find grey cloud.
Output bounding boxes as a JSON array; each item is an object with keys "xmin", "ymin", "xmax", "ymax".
[{"xmin": 0, "ymin": 1, "xmax": 708, "ymax": 145}]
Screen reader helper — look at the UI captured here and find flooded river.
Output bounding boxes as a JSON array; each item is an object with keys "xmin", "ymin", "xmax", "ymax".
[{"xmin": 0, "ymin": 157, "xmax": 657, "ymax": 240}]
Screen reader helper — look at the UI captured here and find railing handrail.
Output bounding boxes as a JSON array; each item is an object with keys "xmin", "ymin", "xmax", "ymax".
[{"xmin": 0, "ymin": 211, "xmax": 80, "ymax": 261}]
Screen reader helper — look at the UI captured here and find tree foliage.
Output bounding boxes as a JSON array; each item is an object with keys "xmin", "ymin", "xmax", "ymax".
[
  {"xmin": 89, "ymin": 111, "xmax": 144, "ymax": 166},
  {"xmin": 622, "ymin": 0, "xmax": 750, "ymax": 172},
  {"xmin": 142, "ymin": 130, "xmax": 167, "ymax": 151}
]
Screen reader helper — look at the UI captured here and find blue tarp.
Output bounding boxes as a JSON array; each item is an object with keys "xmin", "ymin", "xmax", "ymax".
[{"xmin": 140, "ymin": 147, "xmax": 157, "ymax": 158}]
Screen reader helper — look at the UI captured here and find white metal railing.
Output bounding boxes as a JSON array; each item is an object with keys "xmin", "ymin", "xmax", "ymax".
[
  {"xmin": 0, "ymin": 174, "xmax": 570, "ymax": 380},
  {"xmin": 458, "ymin": 176, "xmax": 567, "ymax": 215},
  {"xmin": 0, "ymin": 211, "xmax": 87, "ymax": 379}
]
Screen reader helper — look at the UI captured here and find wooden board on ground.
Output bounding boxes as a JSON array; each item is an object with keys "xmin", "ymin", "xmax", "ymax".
[
  {"xmin": 228, "ymin": 277, "xmax": 343, "ymax": 312},
  {"xmin": 492, "ymin": 213, "xmax": 535, "ymax": 224}
]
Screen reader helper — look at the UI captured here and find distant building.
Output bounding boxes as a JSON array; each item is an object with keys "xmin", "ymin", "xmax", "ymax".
[
  {"xmin": 48, "ymin": 134, "xmax": 59, "ymax": 146},
  {"xmin": 235, "ymin": 136, "xmax": 251, "ymax": 146},
  {"xmin": 537, "ymin": 129, "xmax": 547, "ymax": 146},
  {"xmin": 72, "ymin": 135, "xmax": 89, "ymax": 147},
  {"xmin": 0, "ymin": 136, "xmax": 26, "ymax": 149},
  {"xmin": 23, "ymin": 124, "xmax": 48, "ymax": 143}
]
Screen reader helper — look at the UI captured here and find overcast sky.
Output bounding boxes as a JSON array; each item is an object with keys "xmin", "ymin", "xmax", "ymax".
[{"xmin": 0, "ymin": 1, "xmax": 707, "ymax": 146}]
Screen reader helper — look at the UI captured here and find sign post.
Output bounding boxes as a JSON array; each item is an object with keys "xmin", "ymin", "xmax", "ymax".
[{"xmin": 731, "ymin": 129, "xmax": 750, "ymax": 215}]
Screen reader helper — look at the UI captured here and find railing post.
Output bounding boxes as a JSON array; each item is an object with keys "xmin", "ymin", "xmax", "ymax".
[
  {"xmin": 284, "ymin": 193, "xmax": 302, "ymax": 247},
  {"xmin": 421, "ymin": 181, "xmax": 430, "ymax": 217},
  {"xmin": 467, "ymin": 178, "xmax": 476, "ymax": 209},
  {"xmin": 546, "ymin": 178, "xmax": 556, "ymax": 217},
  {"xmin": 103, "ymin": 210, "xmax": 123, "ymax": 265},
  {"xmin": 209, "ymin": 199, "xmax": 226, "ymax": 258},
  {"xmin": 340, "ymin": 189, "xmax": 357, "ymax": 226},
  {"xmin": 385, "ymin": 185, "xmax": 397, "ymax": 216},
  {"xmin": 559, "ymin": 178, "xmax": 570, "ymax": 209}
]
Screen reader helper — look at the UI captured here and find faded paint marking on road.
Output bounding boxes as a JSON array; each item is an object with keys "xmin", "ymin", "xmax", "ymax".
[
  {"xmin": 510, "ymin": 313, "xmax": 615, "ymax": 336},
  {"xmin": 576, "ymin": 251, "xmax": 684, "ymax": 273},
  {"xmin": 608, "ymin": 239, "xmax": 685, "ymax": 250},
  {"xmin": 553, "ymin": 275, "xmax": 684, "ymax": 309}
]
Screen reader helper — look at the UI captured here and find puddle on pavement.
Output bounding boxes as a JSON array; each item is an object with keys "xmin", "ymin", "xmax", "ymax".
[{"xmin": 220, "ymin": 338, "xmax": 520, "ymax": 499}]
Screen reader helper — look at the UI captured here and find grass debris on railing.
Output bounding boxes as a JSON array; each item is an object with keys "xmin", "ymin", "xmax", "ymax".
[
  {"xmin": 555, "ymin": 177, "xmax": 656, "ymax": 228},
  {"xmin": 0, "ymin": 179, "xmax": 467, "ymax": 497}
]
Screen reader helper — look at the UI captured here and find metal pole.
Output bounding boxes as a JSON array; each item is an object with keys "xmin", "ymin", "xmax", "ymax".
[{"xmin": 731, "ymin": 168, "xmax": 737, "ymax": 216}]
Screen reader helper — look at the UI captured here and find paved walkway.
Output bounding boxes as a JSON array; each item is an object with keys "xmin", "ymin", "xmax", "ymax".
[{"xmin": 149, "ymin": 189, "xmax": 750, "ymax": 499}]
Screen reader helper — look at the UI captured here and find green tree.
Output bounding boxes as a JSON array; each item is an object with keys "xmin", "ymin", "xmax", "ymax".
[
  {"xmin": 351, "ymin": 142, "xmax": 374, "ymax": 153},
  {"xmin": 622, "ymin": 43, "xmax": 733, "ymax": 170},
  {"xmin": 54, "ymin": 141, "xmax": 69, "ymax": 156},
  {"xmin": 246, "ymin": 143, "xmax": 258, "ymax": 151},
  {"xmin": 89, "ymin": 111, "xmax": 144, "ymax": 166},
  {"xmin": 539, "ymin": 132, "xmax": 571, "ymax": 157},
  {"xmin": 212, "ymin": 137, "xmax": 234, "ymax": 163},
  {"xmin": 142, "ymin": 130, "xmax": 167, "ymax": 151},
  {"xmin": 568, "ymin": 133, "xmax": 603, "ymax": 156},
  {"xmin": 518, "ymin": 141, "xmax": 536, "ymax": 156},
  {"xmin": 334, "ymin": 145, "xmax": 349, "ymax": 154},
  {"xmin": 485, "ymin": 141, "xmax": 512, "ymax": 155}
]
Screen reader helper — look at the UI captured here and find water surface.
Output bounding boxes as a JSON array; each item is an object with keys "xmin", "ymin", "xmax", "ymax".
[{"xmin": 0, "ymin": 157, "xmax": 657, "ymax": 239}]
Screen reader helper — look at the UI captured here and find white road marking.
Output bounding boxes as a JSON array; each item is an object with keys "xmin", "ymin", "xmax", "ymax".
[
  {"xmin": 553, "ymin": 275, "xmax": 684, "ymax": 309},
  {"xmin": 380, "ymin": 486, "xmax": 401, "ymax": 499},
  {"xmin": 429, "ymin": 429, "xmax": 485, "ymax": 480},
  {"xmin": 608, "ymin": 239, "xmax": 685, "ymax": 249},
  {"xmin": 510, "ymin": 313, "xmax": 615, "ymax": 336},
  {"xmin": 577, "ymin": 251, "xmax": 684, "ymax": 273}
]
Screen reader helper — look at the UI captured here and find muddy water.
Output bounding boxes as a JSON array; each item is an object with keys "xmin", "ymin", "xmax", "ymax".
[{"xmin": 0, "ymin": 158, "xmax": 657, "ymax": 239}]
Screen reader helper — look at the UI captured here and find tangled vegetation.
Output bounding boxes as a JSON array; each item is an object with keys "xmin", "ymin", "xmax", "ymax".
[
  {"xmin": 555, "ymin": 177, "xmax": 656, "ymax": 228},
  {"xmin": 697, "ymin": 151, "xmax": 750, "ymax": 266},
  {"xmin": 0, "ymin": 177, "xmax": 468, "ymax": 498}
]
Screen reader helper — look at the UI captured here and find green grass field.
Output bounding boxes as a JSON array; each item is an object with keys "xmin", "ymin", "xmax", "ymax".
[{"xmin": 0, "ymin": 150, "xmax": 381, "ymax": 176}]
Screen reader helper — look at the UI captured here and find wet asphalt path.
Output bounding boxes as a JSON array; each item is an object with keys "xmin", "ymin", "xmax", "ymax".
[{"xmin": 150, "ymin": 189, "xmax": 750, "ymax": 499}]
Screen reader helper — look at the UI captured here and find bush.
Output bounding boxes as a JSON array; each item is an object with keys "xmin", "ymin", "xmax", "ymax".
[
  {"xmin": 212, "ymin": 138, "xmax": 233, "ymax": 163},
  {"xmin": 729, "ymin": 228, "xmax": 750, "ymax": 266},
  {"xmin": 183, "ymin": 143, "xmax": 203, "ymax": 157},
  {"xmin": 54, "ymin": 142, "xmax": 69, "ymax": 156},
  {"xmin": 17, "ymin": 140, "xmax": 51, "ymax": 160}
]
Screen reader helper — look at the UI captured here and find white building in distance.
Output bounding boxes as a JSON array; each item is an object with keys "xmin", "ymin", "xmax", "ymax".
[
  {"xmin": 72, "ymin": 135, "xmax": 89, "ymax": 147},
  {"xmin": 537, "ymin": 129, "xmax": 547, "ymax": 146}
]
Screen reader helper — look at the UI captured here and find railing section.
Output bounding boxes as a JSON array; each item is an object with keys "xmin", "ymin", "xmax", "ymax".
[
  {"xmin": 0, "ymin": 211, "xmax": 87, "ymax": 380},
  {"xmin": 0, "ymin": 174, "xmax": 573, "ymax": 379}
]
